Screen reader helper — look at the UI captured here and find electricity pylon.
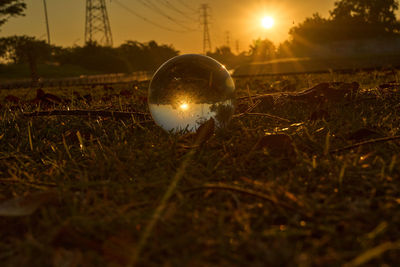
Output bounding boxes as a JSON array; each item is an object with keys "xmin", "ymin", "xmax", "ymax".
[
  {"xmin": 200, "ymin": 4, "xmax": 211, "ymax": 54},
  {"xmin": 225, "ymin": 31, "xmax": 230, "ymax": 48},
  {"xmin": 85, "ymin": 0, "xmax": 113, "ymax": 46}
]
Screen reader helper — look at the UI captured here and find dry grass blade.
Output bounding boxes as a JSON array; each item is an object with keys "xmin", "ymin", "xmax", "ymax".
[
  {"xmin": 245, "ymin": 99, "xmax": 262, "ymax": 113},
  {"xmin": 127, "ymin": 120, "xmax": 214, "ymax": 266},
  {"xmin": 246, "ymin": 84, "xmax": 255, "ymax": 105},
  {"xmin": 128, "ymin": 151, "xmax": 197, "ymax": 266},
  {"xmin": 343, "ymin": 240, "xmax": 400, "ymax": 267}
]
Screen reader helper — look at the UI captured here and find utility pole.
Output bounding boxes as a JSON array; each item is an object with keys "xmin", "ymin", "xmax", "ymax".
[
  {"xmin": 200, "ymin": 4, "xmax": 211, "ymax": 54},
  {"xmin": 236, "ymin": 40, "xmax": 240, "ymax": 54},
  {"xmin": 85, "ymin": 0, "xmax": 113, "ymax": 46},
  {"xmin": 43, "ymin": 0, "xmax": 51, "ymax": 45}
]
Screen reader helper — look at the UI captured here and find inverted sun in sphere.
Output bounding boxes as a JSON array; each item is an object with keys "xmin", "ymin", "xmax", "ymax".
[
  {"xmin": 261, "ymin": 16, "xmax": 274, "ymax": 29},
  {"xmin": 148, "ymin": 54, "xmax": 235, "ymax": 133}
]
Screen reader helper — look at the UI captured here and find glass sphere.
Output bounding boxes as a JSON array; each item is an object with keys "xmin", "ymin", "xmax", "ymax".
[{"xmin": 148, "ymin": 54, "xmax": 235, "ymax": 132}]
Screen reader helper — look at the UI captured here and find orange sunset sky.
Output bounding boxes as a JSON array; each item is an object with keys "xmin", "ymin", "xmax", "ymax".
[{"xmin": 1, "ymin": 0, "xmax": 381, "ymax": 53}]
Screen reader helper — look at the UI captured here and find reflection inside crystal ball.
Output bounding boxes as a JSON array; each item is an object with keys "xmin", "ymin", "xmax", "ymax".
[{"xmin": 148, "ymin": 54, "xmax": 235, "ymax": 132}]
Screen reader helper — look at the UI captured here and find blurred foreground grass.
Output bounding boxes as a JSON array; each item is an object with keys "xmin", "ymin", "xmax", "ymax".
[{"xmin": 0, "ymin": 70, "xmax": 400, "ymax": 266}]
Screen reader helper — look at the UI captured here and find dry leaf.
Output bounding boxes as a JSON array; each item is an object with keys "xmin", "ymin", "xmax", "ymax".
[
  {"xmin": 288, "ymin": 83, "xmax": 330, "ymax": 103},
  {"xmin": 289, "ymin": 82, "xmax": 359, "ymax": 104},
  {"xmin": 194, "ymin": 117, "xmax": 215, "ymax": 145},
  {"xmin": 0, "ymin": 191, "xmax": 58, "ymax": 217}
]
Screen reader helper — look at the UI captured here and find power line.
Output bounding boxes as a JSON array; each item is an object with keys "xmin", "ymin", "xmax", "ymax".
[
  {"xmin": 138, "ymin": 0, "xmax": 185, "ymax": 23},
  {"xmin": 155, "ymin": 0, "xmax": 198, "ymax": 23},
  {"xmin": 113, "ymin": 0, "xmax": 191, "ymax": 32},
  {"xmin": 136, "ymin": 0, "xmax": 196, "ymax": 31},
  {"xmin": 174, "ymin": 0, "xmax": 197, "ymax": 13}
]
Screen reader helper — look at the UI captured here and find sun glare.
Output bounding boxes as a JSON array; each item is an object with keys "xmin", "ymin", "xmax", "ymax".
[
  {"xmin": 261, "ymin": 16, "xmax": 275, "ymax": 29},
  {"xmin": 180, "ymin": 103, "xmax": 189, "ymax": 110}
]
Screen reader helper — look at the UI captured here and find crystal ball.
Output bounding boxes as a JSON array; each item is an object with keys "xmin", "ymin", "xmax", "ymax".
[{"xmin": 148, "ymin": 54, "xmax": 235, "ymax": 132}]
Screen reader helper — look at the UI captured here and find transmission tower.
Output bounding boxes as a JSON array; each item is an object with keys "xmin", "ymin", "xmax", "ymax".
[
  {"xmin": 225, "ymin": 31, "xmax": 231, "ymax": 48},
  {"xmin": 200, "ymin": 4, "xmax": 211, "ymax": 54},
  {"xmin": 85, "ymin": 0, "xmax": 113, "ymax": 46}
]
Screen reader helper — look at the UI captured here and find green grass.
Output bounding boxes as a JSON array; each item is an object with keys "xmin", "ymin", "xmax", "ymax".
[{"xmin": 1, "ymin": 71, "xmax": 400, "ymax": 266}]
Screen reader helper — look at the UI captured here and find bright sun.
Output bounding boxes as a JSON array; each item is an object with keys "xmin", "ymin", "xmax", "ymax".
[
  {"xmin": 180, "ymin": 103, "xmax": 189, "ymax": 110},
  {"xmin": 261, "ymin": 16, "xmax": 275, "ymax": 29}
]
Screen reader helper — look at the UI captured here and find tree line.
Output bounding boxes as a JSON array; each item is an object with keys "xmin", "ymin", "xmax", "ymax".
[
  {"xmin": 0, "ymin": 36, "xmax": 179, "ymax": 81},
  {"xmin": 1, "ymin": 0, "xmax": 400, "ymax": 78}
]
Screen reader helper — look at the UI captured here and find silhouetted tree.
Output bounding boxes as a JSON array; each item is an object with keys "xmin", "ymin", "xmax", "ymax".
[
  {"xmin": 207, "ymin": 46, "xmax": 248, "ymax": 69},
  {"xmin": 330, "ymin": 0, "xmax": 400, "ymax": 38},
  {"xmin": 117, "ymin": 40, "xmax": 178, "ymax": 71},
  {"xmin": 56, "ymin": 41, "xmax": 128, "ymax": 73},
  {"xmin": 118, "ymin": 41, "xmax": 146, "ymax": 71},
  {"xmin": 0, "ymin": 0, "xmax": 26, "ymax": 29},
  {"xmin": 54, "ymin": 40, "xmax": 179, "ymax": 73},
  {"xmin": 289, "ymin": 13, "xmax": 331, "ymax": 44},
  {"xmin": 0, "ymin": 35, "xmax": 51, "ymax": 82},
  {"xmin": 332, "ymin": 0, "xmax": 398, "ymax": 26},
  {"xmin": 249, "ymin": 39, "xmax": 276, "ymax": 61},
  {"xmin": 140, "ymin": 40, "xmax": 179, "ymax": 71},
  {"xmin": 282, "ymin": 0, "xmax": 400, "ymax": 57}
]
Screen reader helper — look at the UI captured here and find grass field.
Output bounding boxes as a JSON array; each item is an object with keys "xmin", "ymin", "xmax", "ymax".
[
  {"xmin": 0, "ymin": 64, "xmax": 103, "ymax": 82},
  {"xmin": 0, "ymin": 70, "xmax": 400, "ymax": 266}
]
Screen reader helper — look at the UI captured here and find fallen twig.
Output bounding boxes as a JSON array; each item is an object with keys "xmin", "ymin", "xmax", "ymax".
[
  {"xmin": 330, "ymin": 135, "xmax": 400, "ymax": 154},
  {"xmin": 237, "ymin": 93, "xmax": 282, "ymax": 101},
  {"xmin": 234, "ymin": 112, "xmax": 291, "ymax": 122},
  {"xmin": 23, "ymin": 109, "xmax": 150, "ymax": 118}
]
